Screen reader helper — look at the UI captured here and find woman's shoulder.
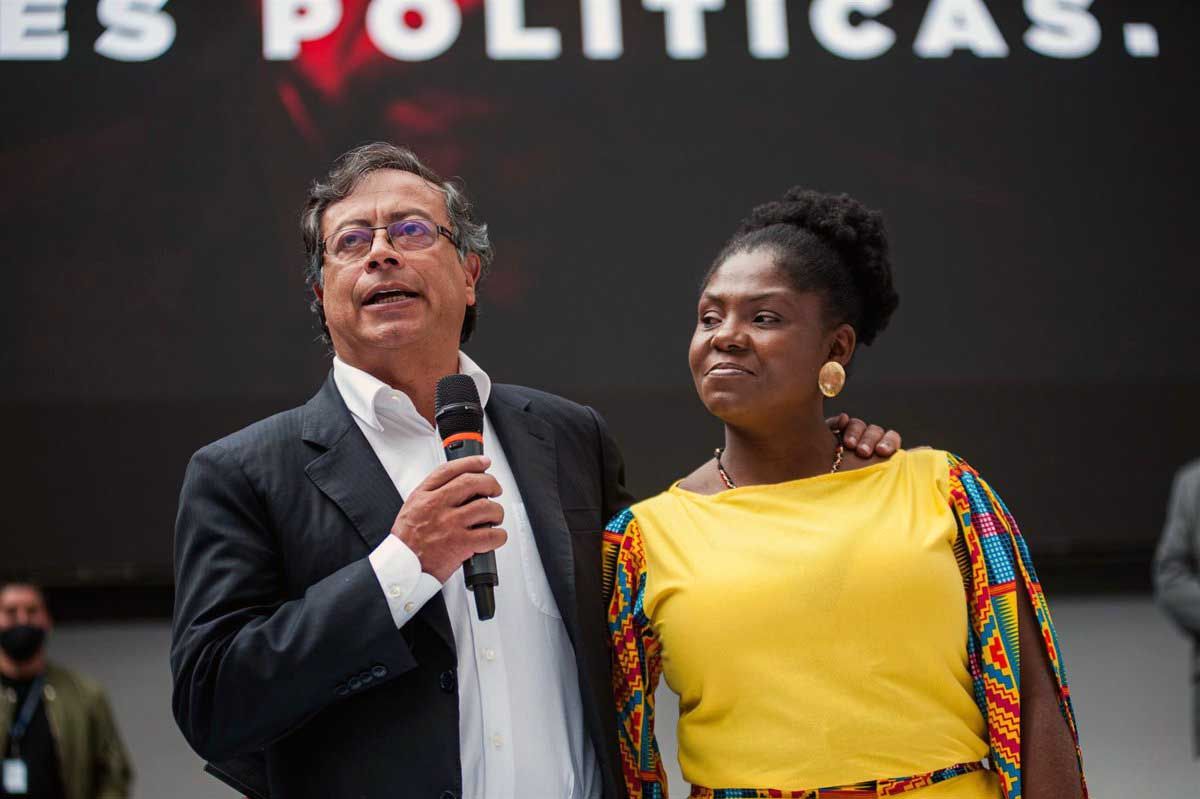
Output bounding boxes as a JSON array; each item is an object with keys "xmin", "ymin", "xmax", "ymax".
[
  {"xmin": 603, "ymin": 487, "xmax": 681, "ymax": 539},
  {"xmin": 894, "ymin": 447, "xmax": 959, "ymax": 498}
]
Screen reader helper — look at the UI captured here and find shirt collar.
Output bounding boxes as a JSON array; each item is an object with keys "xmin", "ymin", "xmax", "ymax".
[{"xmin": 332, "ymin": 353, "xmax": 492, "ymax": 434}]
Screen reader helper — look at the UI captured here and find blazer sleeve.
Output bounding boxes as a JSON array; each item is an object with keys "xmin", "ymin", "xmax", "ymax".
[
  {"xmin": 170, "ymin": 442, "xmax": 416, "ymax": 762},
  {"xmin": 1153, "ymin": 464, "xmax": 1200, "ymax": 636},
  {"xmin": 588, "ymin": 406, "xmax": 637, "ymax": 523},
  {"xmin": 605, "ymin": 509, "xmax": 667, "ymax": 799}
]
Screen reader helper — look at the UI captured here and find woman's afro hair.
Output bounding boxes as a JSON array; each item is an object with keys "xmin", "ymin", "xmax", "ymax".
[{"xmin": 711, "ymin": 187, "xmax": 900, "ymax": 345}]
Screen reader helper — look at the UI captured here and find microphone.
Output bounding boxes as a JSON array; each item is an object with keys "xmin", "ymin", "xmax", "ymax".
[{"xmin": 434, "ymin": 375, "xmax": 498, "ymax": 621}]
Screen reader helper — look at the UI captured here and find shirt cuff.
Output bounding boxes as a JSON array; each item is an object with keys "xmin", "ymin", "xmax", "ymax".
[{"xmin": 369, "ymin": 535, "xmax": 443, "ymax": 628}]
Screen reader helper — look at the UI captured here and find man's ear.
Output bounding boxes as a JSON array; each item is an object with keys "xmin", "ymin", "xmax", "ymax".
[
  {"xmin": 462, "ymin": 252, "xmax": 482, "ymax": 306},
  {"xmin": 313, "ymin": 282, "xmax": 324, "ymax": 302}
]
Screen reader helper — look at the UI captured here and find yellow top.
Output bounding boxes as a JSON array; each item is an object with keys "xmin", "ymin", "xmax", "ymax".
[{"xmin": 630, "ymin": 448, "xmax": 995, "ymax": 795}]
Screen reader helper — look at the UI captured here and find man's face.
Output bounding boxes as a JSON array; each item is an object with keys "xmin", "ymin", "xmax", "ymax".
[
  {"xmin": 0, "ymin": 585, "xmax": 51, "ymax": 634},
  {"xmin": 314, "ymin": 169, "xmax": 480, "ymax": 365}
]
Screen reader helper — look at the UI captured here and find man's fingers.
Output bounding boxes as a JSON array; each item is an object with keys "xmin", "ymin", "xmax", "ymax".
[
  {"xmin": 840, "ymin": 417, "xmax": 866, "ymax": 448},
  {"xmin": 473, "ymin": 527, "xmax": 508, "ymax": 553},
  {"xmin": 440, "ymin": 472, "xmax": 503, "ymax": 507},
  {"xmin": 459, "ymin": 497, "xmax": 505, "ymax": 529},
  {"xmin": 859, "ymin": 426, "xmax": 901, "ymax": 456},
  {"xmin": 853, "ymin": 423, "xmax": 882, "ymax": 456},
  {"xmin": 825, "ymin": 413, "xmax": 850, "ymax": 433},
  {"xmin": 417, "ymin": 456, "xmax": 491, "ymax": 492}
]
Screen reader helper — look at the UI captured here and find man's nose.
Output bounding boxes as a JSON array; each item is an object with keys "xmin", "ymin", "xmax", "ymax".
[{"xmin": 366, "ymin": 228, "xmax": 404, "ymax": 271}]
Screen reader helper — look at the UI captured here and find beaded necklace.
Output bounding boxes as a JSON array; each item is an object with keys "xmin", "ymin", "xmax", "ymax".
[{"xmin": 713, "ymin": 432, "xmax": 845, "ymax": 490}]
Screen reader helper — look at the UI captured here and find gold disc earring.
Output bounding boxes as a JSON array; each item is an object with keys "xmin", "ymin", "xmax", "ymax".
[{"xmin": 818, "ymin": 361, "xmax": 846, "ymax": 398}]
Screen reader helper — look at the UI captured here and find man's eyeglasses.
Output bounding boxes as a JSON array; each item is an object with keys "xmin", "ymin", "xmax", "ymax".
[{"xmin": 322, "ymin": 218, "xmax": 459, "ymax": 263}]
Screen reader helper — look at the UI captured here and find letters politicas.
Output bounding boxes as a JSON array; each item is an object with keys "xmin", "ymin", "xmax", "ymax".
[{"xmin": 0, "ymin": 0, "xmax": 1158, "ymax": 63}]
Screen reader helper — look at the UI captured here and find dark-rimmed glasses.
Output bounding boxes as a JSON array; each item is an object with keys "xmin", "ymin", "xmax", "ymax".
[{"xmin": 322, "ymin": 218, "xmax": 459, "ymax": 263}]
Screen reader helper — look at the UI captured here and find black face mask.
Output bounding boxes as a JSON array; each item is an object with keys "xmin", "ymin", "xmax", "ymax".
[{"xmin": 0, "ymin": 625, "xmax": 46, "ymax": 663}]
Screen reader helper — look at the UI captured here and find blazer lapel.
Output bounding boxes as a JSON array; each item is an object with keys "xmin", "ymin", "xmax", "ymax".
[
  {"xmin": 301, "ymin": 373, "xmax": 456, "ymax": 652},
  {"xmin": 488, "ymin": 388, "xmax": 581, "ymax": 643}
]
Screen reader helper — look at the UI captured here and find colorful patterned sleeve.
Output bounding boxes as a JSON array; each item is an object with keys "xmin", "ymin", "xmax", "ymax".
[
  {"xmin": 603, "ymin": 508, "xmax": 668, "ymax": 799},
  {"xmin": 947, "ymin": 453, "xmax": 1088, "ymax": 799}
]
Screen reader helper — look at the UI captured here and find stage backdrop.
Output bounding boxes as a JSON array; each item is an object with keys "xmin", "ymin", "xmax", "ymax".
[{"xmin": 2, "ymin": 0, "xmax": 1196, "ymax": 593}]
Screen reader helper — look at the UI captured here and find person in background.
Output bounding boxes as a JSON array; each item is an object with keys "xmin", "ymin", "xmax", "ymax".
[
  {"xmin": 606, "ymin": 187, "xmax": 1087, "ymax": 799},
  {"xmin": 1153, "ymin": 458, "xmax": 1200, "ymax": 756},
  {"xmin": 0, "ymin": 581, "xmax": 132, "ymax": 799}
]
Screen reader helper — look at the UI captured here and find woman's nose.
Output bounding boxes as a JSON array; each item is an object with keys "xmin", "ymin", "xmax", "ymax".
[{"xmin": 712, "ymin": 321, "xmax": 748, "ymax": 351}]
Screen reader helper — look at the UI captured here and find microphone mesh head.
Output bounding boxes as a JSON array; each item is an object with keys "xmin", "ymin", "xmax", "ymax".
[{"xmin": 435, "ymin": 375, "xmax": 483, "ymax": 438}]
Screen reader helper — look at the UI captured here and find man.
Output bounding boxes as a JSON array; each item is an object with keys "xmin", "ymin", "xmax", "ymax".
[
  {"xmin": 0, "ymin": 582, "xmax": 133, "ymax": 799},
  {"xmin": 1153, "ymin": 458, "xmax": 1200, "ymax": 755},
  {"xmin": 170, "ymin": 142, "xmax": 898, "ymax": 799}
]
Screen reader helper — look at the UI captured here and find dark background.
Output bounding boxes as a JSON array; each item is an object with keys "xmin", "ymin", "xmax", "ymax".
[{"xmin": 2, "ymin": 1, "xmax": 1196, "ymax": 611}]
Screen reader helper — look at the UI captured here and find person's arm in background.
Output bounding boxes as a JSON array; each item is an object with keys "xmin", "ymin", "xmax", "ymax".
[
  {"xmin": 89, "ymin": 685, "xmax": 134, "ymax": 799},
  {"xmin": 1153, "ymin": 463, "xmax": 1200, "ymax": 636}
]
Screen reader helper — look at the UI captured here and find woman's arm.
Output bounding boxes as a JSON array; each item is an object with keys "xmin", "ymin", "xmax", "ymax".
[
  {"xmin": 605, "ymin": 509, "xmax": 668, "ymax": 799},
  {"xmin": 1016, "ymin": 579, "xmax": 1084, "ymax": 799},
  {"xmin": 948, "ymin": 454, "xmax": 1087, "ymax": 799}
]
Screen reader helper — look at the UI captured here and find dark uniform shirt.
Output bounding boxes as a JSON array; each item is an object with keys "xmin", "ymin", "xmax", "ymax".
[{"xmin": 2, "ymin": 674, "xmax": 66, "ymax": 799}]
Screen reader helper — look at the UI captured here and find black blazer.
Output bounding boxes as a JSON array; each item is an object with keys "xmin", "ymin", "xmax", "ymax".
[{"xmin": 170, "ymin": 375, "xmax": 633, "ymax": 799}]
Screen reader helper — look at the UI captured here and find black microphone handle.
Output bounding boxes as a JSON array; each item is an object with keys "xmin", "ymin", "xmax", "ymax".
[{"xmin": 443, "ymin": 438, "xmax": 498, "ymax": 621}]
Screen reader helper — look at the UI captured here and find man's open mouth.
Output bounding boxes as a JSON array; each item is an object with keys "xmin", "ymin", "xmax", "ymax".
[{"xmin": 364, "ymin": 289, "xmax": 419, "ymax": 306}]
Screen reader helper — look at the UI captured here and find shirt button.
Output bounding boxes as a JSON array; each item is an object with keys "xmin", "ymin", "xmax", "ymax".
[
  {"xmin": 404, "ymin": 601, "xmax": 416, "ymax": 613},
  {"xmin": 491, "ymin": 733, "xmax": 504, "ymax": 749},
  {"xmin": 388, "ymin": 584, "xmax": 404, "ymax": 598},
  {"xmin": 483, "ymin": 648, "xmax": 495, "ymax": 662},
  {"xmin": 439, "ymin": 670, "xmax": 456, "ymax": 693}
]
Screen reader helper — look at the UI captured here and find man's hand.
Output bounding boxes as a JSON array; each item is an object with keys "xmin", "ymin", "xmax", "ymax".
[
  {"xmin": 826, "ymin": 413, "xmax": 902, "ymax": 458},
  {"xmin": 390, "ymin": 456, "xmax": 508, "ymax": 583}
]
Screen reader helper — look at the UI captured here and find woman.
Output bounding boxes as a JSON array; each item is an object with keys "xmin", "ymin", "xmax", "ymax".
[{"xmin": 605, "ymin": 188, "xmax": 1086, "ymax": 799}]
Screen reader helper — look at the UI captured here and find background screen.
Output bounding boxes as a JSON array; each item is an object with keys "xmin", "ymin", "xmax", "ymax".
[{"xmin": 2, "ymin": 0, "xmax": 1196, "ymax": 588}]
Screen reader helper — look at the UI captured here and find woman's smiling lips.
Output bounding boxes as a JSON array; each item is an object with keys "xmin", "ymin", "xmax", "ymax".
[{"xmin": 706, "ymin": 362, "xmax": 754, "ymax": 377}]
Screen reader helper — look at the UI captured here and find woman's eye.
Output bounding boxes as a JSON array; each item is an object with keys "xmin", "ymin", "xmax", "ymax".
[
  {"xmin": 700, "ymin": 315, "xmax": 720, "ymax": 327},
  {"xmin": 754, "ymin": 314, "xmax": 778, "ymax": 324}
]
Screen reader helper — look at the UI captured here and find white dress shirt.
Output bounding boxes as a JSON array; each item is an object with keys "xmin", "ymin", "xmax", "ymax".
[{"xmin": 333, "ymin": 354, "xmax": 601, "ymax": 799}]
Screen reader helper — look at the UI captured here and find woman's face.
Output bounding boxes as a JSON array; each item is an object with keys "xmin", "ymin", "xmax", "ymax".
[{"xmin": 688, "ymin": 248, "xmax": 853, "ymax": 429}]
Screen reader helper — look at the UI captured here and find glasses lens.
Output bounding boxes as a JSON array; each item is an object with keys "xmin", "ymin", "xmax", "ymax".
[
  {"xmin": 387, "ymin": 219, "xmax": 437, "ymax": 250},
  {"xmin": 331, "ymin": 228, "xmax": 374, "ymax": 260}
]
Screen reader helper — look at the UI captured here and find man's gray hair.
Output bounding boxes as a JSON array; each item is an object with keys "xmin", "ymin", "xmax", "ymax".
[{"xmin": 300, "ymin": 142, "xmax": 494, "ymax": 344}]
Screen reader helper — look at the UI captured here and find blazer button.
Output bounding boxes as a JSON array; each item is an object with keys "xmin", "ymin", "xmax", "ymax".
[
  {"xmin": 358, "ymin": 670, "xmax": 373, "ymax": 685},
  {"xmin": 439, "ymin": 670, "xmax": 456, "ymax": 693},
  {"xmin": 348, "ymin": 676, "xmax": 362, "ymax": 691},
  {"xmin": 440, "ymin": 791, "xmax": 458, "ymax": 799},
  {"xmin": 334, "ymin": 683, "xmax": 349, "ymax": 697},
  {"xmin": 371, "ymin": 664, "xmax": 388, "ymax": 679}
]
